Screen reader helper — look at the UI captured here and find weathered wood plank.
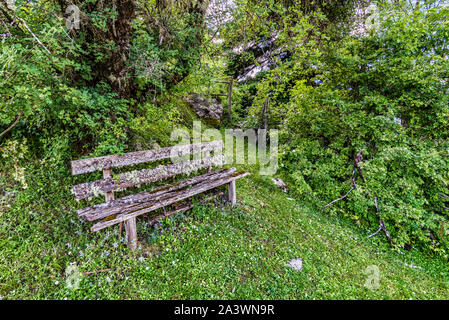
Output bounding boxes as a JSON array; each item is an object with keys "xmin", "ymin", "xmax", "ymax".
[
  {"xmin": 90, "ymin": 171, "xmax": 249, "ymax": 232},
  {"xmin": 72, "ymin": 154, "xmax": 225, "ymax": 200},
  {"xmin": 103, "ymin": 169, "xmax": 114, "ymax": 203},
  {"xmin": 71, "ymin": 140, "xmax": 223, "ymax": 175},
  {"xmin": 124, "ymin": 217, "xmax": 137, "ymax": 250},
  {"xmin": 77, "ymin": 168, "xmax": 235, "ymax": 221}
]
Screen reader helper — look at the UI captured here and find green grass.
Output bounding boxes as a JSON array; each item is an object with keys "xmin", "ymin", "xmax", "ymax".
[{"xmin": 1, "ymin": 160, "xmax": 449, "ymax": 300}]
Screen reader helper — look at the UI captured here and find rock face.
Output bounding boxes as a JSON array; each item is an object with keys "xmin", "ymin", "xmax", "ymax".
[
  {"xmin": 185, "ymin": 93, "xmax": 223, "ymax": 122},
  {"xmin": 232, "ymin": 33, "xmax": 289, "ymax": 83}
]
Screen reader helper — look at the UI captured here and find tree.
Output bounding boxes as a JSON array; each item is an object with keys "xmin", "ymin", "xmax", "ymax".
[
  {"xmin": 55, "ymin": 0, "xmax": 210, "ymax": 98},
  {"xmin": 280, "ymin": 1, "xmax": 449, "ymax": 254}
]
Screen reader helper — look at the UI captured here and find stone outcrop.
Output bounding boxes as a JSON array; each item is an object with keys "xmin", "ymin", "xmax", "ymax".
[
  {"xmin": 232, "ymin": 33, "xmax": 288, "ymax": 83},
  {"xmin": 184, "ymin": 93, "xmax": 223, "ymax": 122}
]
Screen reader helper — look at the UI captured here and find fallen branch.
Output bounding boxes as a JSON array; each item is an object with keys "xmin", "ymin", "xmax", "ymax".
[
  {"xmin": 0, "ymin": 0, "xmax": 51, "ymax": 55},
  {"xmin": 368, "ymin": 227, "xmax": 381, "ymax": 238},
  {"xmin": 320, "ymin": 151, "xmax": 395, "ymax": 245},
  {"xmin": 321, "ymin": 186, "xmax": 355, "ymax": 211},
  {"xmin": 0, "ymin": 112, "xmax": 22, "ymax": 138},
  {"xmin": 368, "ymin": 196, "xmax": 393, "ymax": 244},
  {"xmin": 322, "ymin": 167, "xmax": 357, "ymax": 210}
]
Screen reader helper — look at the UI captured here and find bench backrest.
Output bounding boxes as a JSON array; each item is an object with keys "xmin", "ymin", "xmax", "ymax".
[{"xmin": 71, "ymin": 140, "xmax": 224, "ymax": 201}]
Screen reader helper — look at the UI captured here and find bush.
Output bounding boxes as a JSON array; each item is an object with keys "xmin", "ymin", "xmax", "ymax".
[{"xmin": 280, "ymin": 5, "xmax": 449, "ymax": 255}]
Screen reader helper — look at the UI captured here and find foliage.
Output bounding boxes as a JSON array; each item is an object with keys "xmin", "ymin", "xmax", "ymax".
[
  {"xmin": 129, "ymin": 100, "xmax": 183, "ymax": 150},
  {"xmin": 220, "ymin": 0, "xmax": 449, "ymax": 254},
  {"xmin": 1, "ymin": 159, "xmax": 449, "ymax": 299},
  {"xmin": 0, "ymin": 0, "xmax": 210, "ymax": 162},
  {"xmin": 1, "ymin": 0, "xmax": 449, "ymax": 301},
  {"xmin": 278, "ymin": 3, "xmax": 449, "ymax": 255},
  {"xmin": 221, "ymin": 0, "xmax": 367, "ymax": 126}
]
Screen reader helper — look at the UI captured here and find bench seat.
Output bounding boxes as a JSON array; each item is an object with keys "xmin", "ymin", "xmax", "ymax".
[
  {"xmin": 70, "ymin": 140, "xmax": 248, "ymax": 249},
  {"xmin": 78, "ymin": 168, "xmax": 247, "ymax": 231}
]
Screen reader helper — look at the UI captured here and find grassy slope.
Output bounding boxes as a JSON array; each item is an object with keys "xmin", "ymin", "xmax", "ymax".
[{"xmin": 1, "ymin": 162, "xmax": 449, "ymax": 300}]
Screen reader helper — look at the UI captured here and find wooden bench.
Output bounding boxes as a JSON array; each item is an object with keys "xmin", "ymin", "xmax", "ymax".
[{"xmin": 70, "ymin": 140, "xmax": 248, "ymax": 250}]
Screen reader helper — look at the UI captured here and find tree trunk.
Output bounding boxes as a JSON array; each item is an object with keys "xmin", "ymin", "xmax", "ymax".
[{"xmin": 58, "ymin": 0, "xmax": 136, "ymax": 98}]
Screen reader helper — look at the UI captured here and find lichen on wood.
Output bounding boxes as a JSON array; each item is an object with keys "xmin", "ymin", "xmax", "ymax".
[{"xmin": 72, "ymin": 154, "xmax": 225, "ymax": 200}]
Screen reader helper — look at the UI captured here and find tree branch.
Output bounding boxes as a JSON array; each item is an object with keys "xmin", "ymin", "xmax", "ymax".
[
  {"xmin": 0, "ymin": 112, "xmax": 22, "ymax": 138},
  {"xmin": 321, "ymin": 186, "xmax": 355, "ymax": 211},
  {"xmin": 322, "ymin": 167, "xmax": 358, "ymax": 210},
  {"xmin": 370, "ymin": 196, "xmax": 393, "ymax": 244},
  {"xmin": 0, "ymin": 0, "xmax": 52, "ymax": 55}
]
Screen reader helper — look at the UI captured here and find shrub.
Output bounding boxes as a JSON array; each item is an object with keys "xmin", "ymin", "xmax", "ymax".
[{"xmin": 280, "ymin": 4, "xmax": 449, "ymax": 255}]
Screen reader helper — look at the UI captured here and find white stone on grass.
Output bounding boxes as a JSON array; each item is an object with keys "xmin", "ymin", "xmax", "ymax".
[{"xmin": 287, "ymin": 258, "xmax": 303, "ymax": 272}]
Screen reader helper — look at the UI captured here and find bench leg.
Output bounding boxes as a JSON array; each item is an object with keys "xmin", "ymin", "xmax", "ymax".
[
  {"xmin": 124, "ymin": 217, "xmax": 137, "ymax": 250},
  {"xmin": 228, "ymin": 180, "xmax": 236, "ymax": 206}
]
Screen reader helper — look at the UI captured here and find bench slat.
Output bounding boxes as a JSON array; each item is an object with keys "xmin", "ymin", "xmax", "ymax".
[
  {"xmin": 78, "ymin": 168, "xmax": 235, "ymax": 221},
  {"xmin": 72, "ymin": 154, "xmax": 225, "ymax": 200},
  {"xmin": 90, "ymin": 171, "xmax": 249, "ymax": 232},
  {"xmin": 71, "ymin": 140, "xmax": 223, "ymax": 175}
]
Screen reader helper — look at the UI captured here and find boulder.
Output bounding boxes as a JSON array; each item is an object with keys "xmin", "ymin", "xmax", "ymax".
[{"xmin": 184, "ymin": 93, "xmax": 223, "ymax": 123}]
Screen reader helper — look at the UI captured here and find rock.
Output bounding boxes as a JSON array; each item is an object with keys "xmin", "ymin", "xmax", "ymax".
[
  {"xmin": 232, "ymin": 33, "xmax": 289, "ymax": 83},
  {"xmin": 184, "ymin": 93, "xmax": 223, "ymax": 123},
  {"xmin": 287, "ymin": 258, "xmax": 303, "ymax": 272},
  {"xmin": 272, "ymin": 177, "xmax": 289, "ymax": 193},
  {"xmin": 236, "ymin": 53, "xmax": 274, "ymax": 83}
]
